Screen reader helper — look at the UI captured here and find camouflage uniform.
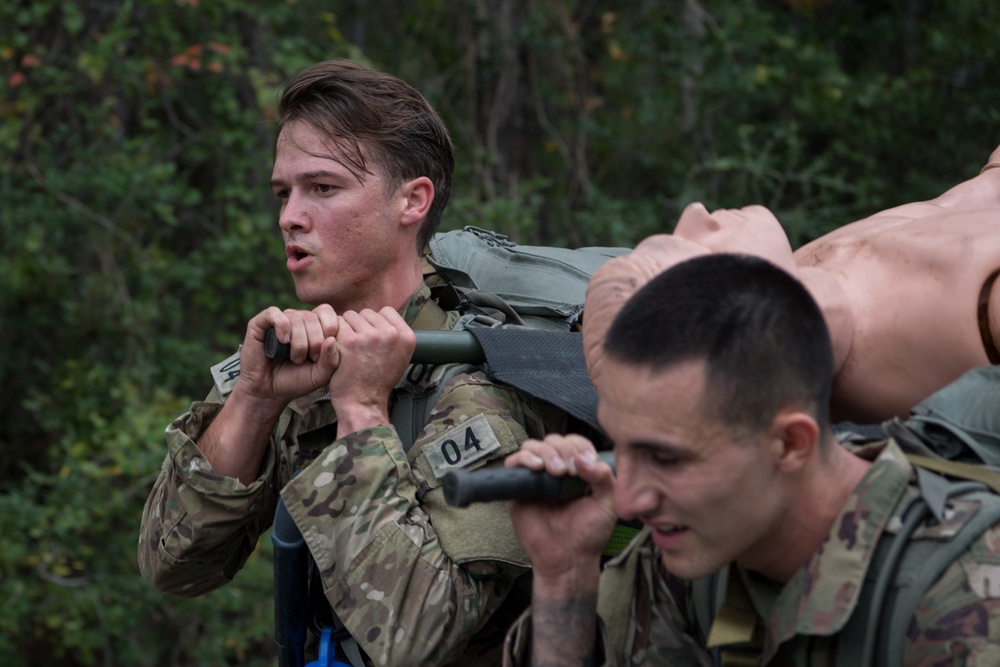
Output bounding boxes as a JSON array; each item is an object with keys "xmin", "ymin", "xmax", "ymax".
[
  {"xmin": 504, "ymin": 438, "xmax": 1000, "ymax": 666},
  {"xmin": 139, "ymin": 282, "xmax": 569, "ymax": 666}
]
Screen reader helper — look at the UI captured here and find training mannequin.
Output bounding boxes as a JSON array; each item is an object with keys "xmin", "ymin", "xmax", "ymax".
[{"xmin": 583, "ymin": 145, "xmax": 1000, "ymax": 424}]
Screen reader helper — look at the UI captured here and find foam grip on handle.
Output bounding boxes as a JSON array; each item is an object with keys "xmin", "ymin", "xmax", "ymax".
[
  {"xmin": 442, "ymin": 451, "xmax": 615, "ymax": 507},
  {"xmin": 264, "ymin": 327, "xmax": 291, "ymax": 360},
  {"xmin": 263, "ymin": 327, "xmax": 485, "ymax": 365}
]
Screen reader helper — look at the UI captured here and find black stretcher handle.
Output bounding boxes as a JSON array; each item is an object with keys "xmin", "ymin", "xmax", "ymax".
[
  {"xmin": 443, "ymin": 451, "xmax": 616, "ymax": 507},
  {"xmin": 263, "ymin": 327, "xmax": 485, "ymax": 365}
]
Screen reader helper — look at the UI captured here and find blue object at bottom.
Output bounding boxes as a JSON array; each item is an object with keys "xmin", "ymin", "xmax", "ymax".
[{"xmin": 305, "ymin": 627, "xmax": 352, "ymax": 667}]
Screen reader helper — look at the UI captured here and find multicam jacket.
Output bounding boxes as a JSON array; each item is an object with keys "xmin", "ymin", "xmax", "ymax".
[
  {"xmin": 139, "ymin": 282, "xmax": 570, "ymax": 667},
  {"xmin": 504, "ymin": 439, "xmax": 1000, "ymax": 666}
]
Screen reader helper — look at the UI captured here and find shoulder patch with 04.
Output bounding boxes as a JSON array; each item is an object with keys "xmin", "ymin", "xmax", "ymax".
[{"xmin": 420, "ymin": 413, "xmax": 502, "ymax": 481}]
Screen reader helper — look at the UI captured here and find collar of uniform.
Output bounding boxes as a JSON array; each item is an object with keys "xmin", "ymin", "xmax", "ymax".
[
  {"xmin": 747, "ymin": 438, "xmax": 916, "ymax": 660},
  {"xmin": 403, "ymin": 281, "xmax": 452, "ymax": 331}
]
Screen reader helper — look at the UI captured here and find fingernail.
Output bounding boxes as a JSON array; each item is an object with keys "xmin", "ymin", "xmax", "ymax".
[
  {"xmin": 580, "ymin": 450, "xmax": 597, "ymax": 467},
  {"xmin": 567, "ymin": 457, "xmax": 578, "ymax": 475},
  {"xmin": 551, "ymin": 455, "xmax": 567, "ymax": 473}
]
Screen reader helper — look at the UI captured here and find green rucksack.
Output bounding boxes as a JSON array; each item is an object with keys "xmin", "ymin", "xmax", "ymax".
[
  {"xmin": 426, "ymin": 225, "xmax": 629, "ymax": 329},
  {"xmin": 391, "ymin": 225, "xmax": 631, "ymax": 449}
]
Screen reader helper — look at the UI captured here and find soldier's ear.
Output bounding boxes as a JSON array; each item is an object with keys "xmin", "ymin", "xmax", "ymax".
[
  {"xmin": 771, "ymin": 410, "xmax": 819, "ymax": 475},
  {"xmin": 399, "ymin": 176, "xmax": 434, "ymax": 228}
]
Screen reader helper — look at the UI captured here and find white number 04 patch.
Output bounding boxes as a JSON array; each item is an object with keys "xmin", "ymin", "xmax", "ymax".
[{"xmin": 421, "ymin": 413, "xmax": 502, "ymax": 480}]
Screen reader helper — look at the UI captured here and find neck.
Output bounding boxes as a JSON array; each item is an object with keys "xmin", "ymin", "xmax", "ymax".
[
  {"xmin": 334, "ymin": 254, "xmax": 424, "ymax": 315},
  {"xmin": 379, "ymin": 258, "xmax": 425, "ymax": 313},
  {"xmin": 741, "ymin": 441, "xmax": 871, "ymax": 584}
]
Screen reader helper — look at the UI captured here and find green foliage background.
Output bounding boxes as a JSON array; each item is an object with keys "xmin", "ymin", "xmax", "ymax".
[{"xmin": 1, "ymin": 0, "xmax": 997, "ymax": 664}]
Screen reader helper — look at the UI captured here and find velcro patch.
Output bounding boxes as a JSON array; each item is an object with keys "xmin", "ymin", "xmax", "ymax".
[
  {"xmin": 420, "ymin": 413, "xmax": 502, "ymax": 480},
  {"xmin": 210, "ymin": 348, "xmax": 242, "ymax": 397}
]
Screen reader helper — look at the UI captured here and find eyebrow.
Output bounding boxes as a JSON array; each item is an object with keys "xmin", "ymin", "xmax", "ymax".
[
  {"xmin": 627, "ymin": 440, "xmax": 694, "ymax": 458},
  {"xmin": 269, "ymin": 170, "xmax": 347, "ymax": 189}
]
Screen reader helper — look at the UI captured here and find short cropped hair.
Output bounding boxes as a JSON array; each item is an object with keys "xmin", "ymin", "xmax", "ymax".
[
  {"xmin": 603, "ymin": 254, "xmax": 834, "ymax": 437},
  {"xmin": 276, "ymin": 60, "xmax": 455, "ymax": 251}
]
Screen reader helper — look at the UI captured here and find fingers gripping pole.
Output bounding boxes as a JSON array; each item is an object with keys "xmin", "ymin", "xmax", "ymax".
[
  {"xmin": 443, "ymin": 451, "xmax": 616, "ymax": 507},
  {"xmin": 264, "ymin": 327, "xmax": 485, "ymax": 365}
]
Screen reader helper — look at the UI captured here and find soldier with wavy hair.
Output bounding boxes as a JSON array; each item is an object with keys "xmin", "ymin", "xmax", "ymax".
[{"xmin": 138, "ymin": 60, "xmax": 571, "ymax": 667}]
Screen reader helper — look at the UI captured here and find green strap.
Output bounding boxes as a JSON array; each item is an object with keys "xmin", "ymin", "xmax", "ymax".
[
  {"xmin": 906, "ymin": 454, "xmax": 1000, "ymax": 494},
  {"xmin": 601, "ymin": 524, "xmax": 641, "ymax": 557}
]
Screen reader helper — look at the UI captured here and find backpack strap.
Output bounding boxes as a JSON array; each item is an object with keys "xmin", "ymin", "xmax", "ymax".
[
  {"xmin": 880, "ymin": 486, "xmax": 1000, "ymax": 666},
  {"xmin": 837, "ymin": 477, "xmax": 1000, "ymax": 667},
  {"xmin": 447, "ymin": 284, "xmax": 528, "ymax": 327},
  {"xmin": 836, "ymin": 489, "xmax": 930, "ymax": 667},
  {"xmin": 390, "ymin": 313, "xmax": 481, "ymax": 453},
  {"xmin": 389, "ymin": 360, "xmax": 476, "ymax": 453},
  {"xmin": 905, "ymin": 454, "xmax": 1000, "ymax": 495}
]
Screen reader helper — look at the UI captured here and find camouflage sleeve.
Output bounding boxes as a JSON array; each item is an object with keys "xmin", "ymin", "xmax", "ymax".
[
  {"xmin": 904, "ymin": 523, "xmax": 1000, "ymax": 664},
  {"xmin": 280, "ymin": 371, "xmax": 567, "ymax": 666},
  {"xmin": 137, "ymin": 392, "xmax": 278, "ymax": 597}
]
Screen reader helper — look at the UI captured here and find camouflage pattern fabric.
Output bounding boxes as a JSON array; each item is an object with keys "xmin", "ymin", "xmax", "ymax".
[
  {"xmin": 139, "ymin": 282, "xmax": 569, "ymax": 666},
  {"xmin": 503, "ymin": 438, "xmax": 1000, "ymax": 666}
]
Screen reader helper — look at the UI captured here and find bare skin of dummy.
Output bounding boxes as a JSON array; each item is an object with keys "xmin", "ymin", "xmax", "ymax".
[{"xmin": 584, "ymin": 145, "xmax": 1000, "ymax": 424}]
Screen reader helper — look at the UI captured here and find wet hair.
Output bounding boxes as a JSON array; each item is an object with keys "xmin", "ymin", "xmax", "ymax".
[
  {"xmin": 276, "ymin": 60, "xmax": 454, "ymax": 251},
  {"xmin": 603, "ymin": 254, "xmax": 834, "ymax": 437}
]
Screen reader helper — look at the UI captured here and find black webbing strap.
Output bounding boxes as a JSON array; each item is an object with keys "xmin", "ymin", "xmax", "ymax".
[{"xmin": 467, "ymin": 327, "xmax": 601, "ymax": 433}]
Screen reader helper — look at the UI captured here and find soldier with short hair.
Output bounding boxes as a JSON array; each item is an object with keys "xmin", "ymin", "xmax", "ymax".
[
  {"xmin": 138, "ymin": 60, "xmax": 570, "ymax": 666},
  {"xmin": 503, "ymin": 253, "xmax": 1000, "ymax": 665}
]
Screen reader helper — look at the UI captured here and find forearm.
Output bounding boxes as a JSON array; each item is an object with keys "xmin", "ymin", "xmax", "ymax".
[
  {"xmin": 196, "ymin": 387, "xmax": 285, "ymax": 484},
  {"xmin": 333, "ymin": 401, "xmax": 389, "ymax": 439},
  {"xmin": 529, "ymin": 564, "xmax": 602, "ymax": 667}
]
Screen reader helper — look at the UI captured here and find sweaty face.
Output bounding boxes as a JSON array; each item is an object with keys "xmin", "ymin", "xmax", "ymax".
[
  {"xmin": 597, "ymin": 359, "xmax": 787, "ymax": 580},
  {"xmin": 270, "ymin": 120, "xmax": 407, "ymax": 310}
]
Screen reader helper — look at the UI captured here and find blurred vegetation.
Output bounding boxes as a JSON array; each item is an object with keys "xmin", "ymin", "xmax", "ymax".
[{"xmin": 1, "ymin": 0, "xmax": 998, "ymax": 664}]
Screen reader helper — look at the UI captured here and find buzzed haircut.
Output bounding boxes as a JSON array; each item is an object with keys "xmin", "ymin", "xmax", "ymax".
[
  {"xmin": 603, "ymin": 254, "xmax": 834, "ymax": 436},
  {"xmin": 276, "ymin": 60, "xmax": 455, "ymax": 251}
]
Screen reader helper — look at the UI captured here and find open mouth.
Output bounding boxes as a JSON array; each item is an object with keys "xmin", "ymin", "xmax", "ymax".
[
  {"xmin": 285, "ymin": 247, "xmax": 312, "ymax": 272},
  {"xmin": 650, "ymin": 523, "xmax": 689, "ymax": 550},
  {"xmin": 658, "ymin": 524, "xmax": 687, "ymax": 535}
]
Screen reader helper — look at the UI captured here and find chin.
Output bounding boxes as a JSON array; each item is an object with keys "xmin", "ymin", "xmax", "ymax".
[
  {"xmin": 657, "ymin": 553, "xmax": 724, "ymax": 580},
  {"xmin": 293, "ymin": 284, "xmax": 327, "ymax": 307}
]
